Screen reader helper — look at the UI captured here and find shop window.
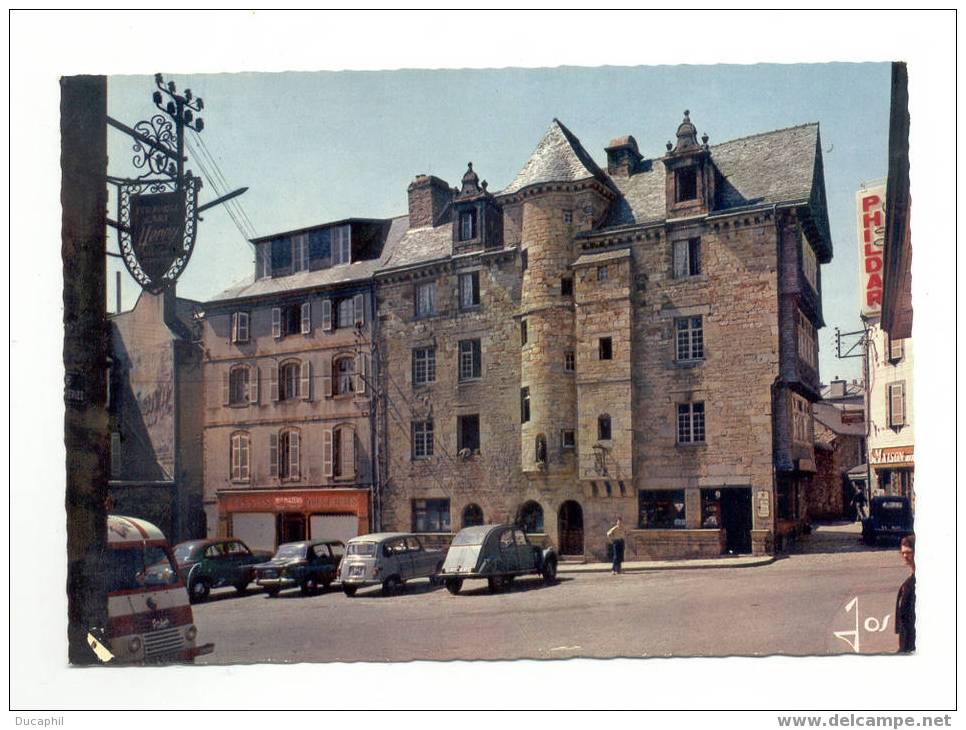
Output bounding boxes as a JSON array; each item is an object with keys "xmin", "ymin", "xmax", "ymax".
[
  {"xmin": 599, "ymin": 337, "xmax": 613, "ymax": 360},
  {"xmin": 462, "ymin": 503, "xmax": 484, "ymax": 528},
  {"xmin": 458, "ymin": 339, "xmax": 482, "ymax": 381},
  {"xmin": 700, "ymin": 489, "xmax": 722, "ymax": 528},
  {"xmin": 598, "ymin": 414, "xmax": 612, "ymax": 441},
  {"xmin": 677, "ymin": 402, "xmax": 705, "ymax": 444},
  {"xmin": 457, "ymin": 414, "xmax": 480, "ymax": 454},
  {"xmin": 517, "ymin": 501, "xmax": 544, "ymax": 533},
  {"xmin": 673, "ymin": 237, "xmax": 701, "ymax": 278},
  {"xmin": 412, "ymin": 499, "xmax": 450, "ymax": 533},
  {"xmin": 412, "ymin": 346, "xmax": 436, "ymax": 386},
  {"xmin": 459, "ymin": 271, "xmax": 480, "ymax": 309},
  {"xmin": 675, "ymin": 316, "xmax": 704, "ymax": 361},
  {"xmin": 230, "ymin": 432, "xmax": 250, "ymax": 482},
  {"xmin": 638, "ymin": 489, "xmax": 686, "ymax": 529},
  {"xmin": 412, "ymin": 420, "xmax": 434, "ymax": 459}
]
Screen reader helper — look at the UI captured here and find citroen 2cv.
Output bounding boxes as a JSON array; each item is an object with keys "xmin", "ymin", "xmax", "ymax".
[{"xmin": 439, "ymin": 524, "xmax": 558, "ymax": 594}]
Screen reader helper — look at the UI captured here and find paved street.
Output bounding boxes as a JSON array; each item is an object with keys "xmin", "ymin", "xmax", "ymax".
[{"xmin": 194, "ymin": 525, "xmax": 909, "ymax": 663}]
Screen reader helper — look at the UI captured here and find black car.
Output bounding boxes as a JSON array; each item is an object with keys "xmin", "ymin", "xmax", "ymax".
[
  {"xmin": 862, "ymin": 495, "xmax": 913, "ymax": 545},
  {"xmin": 253, "ymin": 540, "xmax": 345, "ymax": 596},
  {"xmin": 438, "ymin": 524, "xmax": 558, "ymax": 594},
  {"xmin": 173, "ymin": 538, "xmax": 274, "ymax": 603}
]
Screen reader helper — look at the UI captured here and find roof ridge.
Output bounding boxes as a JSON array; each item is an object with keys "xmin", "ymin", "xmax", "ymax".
[{"xmin": 711, "ymin": 121, "xmax": 819, "ymax": 149}]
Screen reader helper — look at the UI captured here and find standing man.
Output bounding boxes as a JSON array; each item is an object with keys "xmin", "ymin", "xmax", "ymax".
[
  {"xmin": 607, "ymin": 516, "xmax": 627, "ymax": 575},
  {"xmin": 896, "ymin": 534, "xmax": 916, "ymax": 653}
]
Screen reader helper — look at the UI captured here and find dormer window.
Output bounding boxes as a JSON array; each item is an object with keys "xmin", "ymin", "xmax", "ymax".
[
  {"xmin": 459, "ymin": 211, "xmax": 477, "ymax": 242},
  {"xmin": 332, "ymin": 225, "xmax": 351, "ymax": 266},
  {"xmin": 676, "ymin": 168, "xmax": 697, "ymax": 202}
]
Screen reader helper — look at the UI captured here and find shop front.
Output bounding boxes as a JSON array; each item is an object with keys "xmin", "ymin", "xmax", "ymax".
[
  {"xmin": 870, "ymin": 446, "xmax": 914, "ymax": 502},
  {"xmin": 218, "ymin": 488, "xmax": 370, "ymax": 552}
]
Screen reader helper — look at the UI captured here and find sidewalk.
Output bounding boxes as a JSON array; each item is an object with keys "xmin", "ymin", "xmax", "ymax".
[{"xmin": 557, "ymin": 554, "xmax": 774, "ymax": 574}]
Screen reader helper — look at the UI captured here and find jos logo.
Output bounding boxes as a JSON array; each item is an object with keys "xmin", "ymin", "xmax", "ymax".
[{"xmin": 833, "ymin": 597, "xmax": 891, "ymax": 653}]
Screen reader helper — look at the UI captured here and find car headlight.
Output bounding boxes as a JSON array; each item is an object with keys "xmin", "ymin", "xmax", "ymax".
[
  {"xmin": 185, "ymin": 625, "xmax": 198, "ymax": 642},
  {"xmin": 128, "ymin": 636, "xmax": 142, "ymax": 654}
]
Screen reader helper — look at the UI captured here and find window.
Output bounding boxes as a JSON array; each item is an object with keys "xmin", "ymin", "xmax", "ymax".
[
  {"xmin": 457, "ymin": 414, "xmax": 480, "ymax": 453},
  {"xmin": 228, "ymin": 366, "xmax": 250, "ymax": 406},
  {"xmin": 564, "ymin": 350, "xmax": 575, "ymax": 372},
  {"xmin": 802, "ymin": 234, "xmax": 818, "ymax": 291},
  {"xmin": 599, "ymin": 337, "xmax": 613, "ymax": 360},
  {"xmin": 521, "ymin": 249, "xmax": 528, "ymax": 271},
  {"xmin": 462, "ymin": 503, "xmax": 484, "ymax": 528},
  {"xmin": 520, "ymin": 387, "xmax": 530, "ymax": 423},
  {"xmin": 257, "ymin": 246, "xmax": 271, "ymax": 279},
  {"xmin": 273, "ymin": 429, "xmax": 300, "ymax": 480},
  {"xmin": 458, "ymin": 339, "xmax": 482, "ymax": 381},
  {"xmin": 888, "ymin": 382, "xmax": 906, "ymax": 428},
  {"xmin": 560, "ymin": 276, "xmax": 573, "ymax": 296},
  {"xmin": 271, "ymin": 238, "xmax": 292, "ymax": 272},
  {"xmin": 412, "ymin": 347, "xmax": 436, "ymax": 386},
  {"xmin": 415, "ymin": 281, "xmax": 436, "ymax": 318},
  {"xmin": 231, "ymin": 312, "xmax": 250, "ymax": 344},
  {"xmin": 516, "ymin": 501, "xmax": 544, "ymax": 533},
  {"xmin": 459, "ymin": 210, "xmax": 476, "ymax": 241},
  {"xmin": 675, "ymin": 316, "xmax": 704, "ymax": 361},
  {"xmin": 673, "ymin": 238, "xmax": 701, "ymax": 278},
  {"xmin": 412, "ymin": 420, "xmax": 434, "ymax": 459},
  {"xmin": 598, "ymin": 414, "xmax": 612, "ymax": 441},
  {"xmin": 334, "ymin": 293, "xmax": 365, "ymax": 329},
  {"xmin": 273, "ymin": 304, "xmax": 305, "ymax": 338},
  {"xmin": 562, "ymin": 209, "xmax": 573, "ymax": 224},
  {"xmin": 597, "ymin": 265, "xmax": 609, "ymax": 281},
  {"xmin": 459, "ymin": 271, "xmax": 480, "ymax": 309},
  {"xmin": 561, "ymin": 429, "xmax": 576, "ymax": 450},
  {"xmin": 293, "ymin": 233, "xmax": 309, "ymax": 273},
  {"xmin": 334, "ymin": 356, "xmax": 355, "ymax": 396},
  {"xmin": 677, "ymin": 402, "xmax": 706, "ymax": 444},
  {"xmin": 700, "ymin": 489, "xmax": 722, "ymax": 528},
  {"xmin": 412, "ymin": 499, "xmax": 450, "ymax": 533},
  {"xmin": 676, "ymin": 167, "xmax": 697, "ymax": 202},
  {"xmin": 332, "ymin": 426, "xmax": 355, "ymax": 479},
  {"xmin": 791, "ymin": 393, "xmax": 812, "ymax": 444},
  {"xmin": 520, "ymin": 319, "xmax": 528, "ymax": 346},
  {"xmin": 887, "ymin": 334, "xmax": 905, "ymax": 363},
  {"xmin": 332, "ymin": 225, "xmax": 351, "ymax": 265},
  {"xmin": 534, "ymin": 434, "xmax": 547, "ymax": 464},
  {"xmin": 279, "ymin": 362, "xmax": 301, "ymax": 401},
  {"xmin": 797, "ymin": 310, "xmax": 818, "ymax": 370},
  {"xmin": 639, "ymin": 490, "xmax": 686, "ymax": 528},
  {"xmin": 230, "ymin": 432, "xmax": 250, "ymax": 482}
]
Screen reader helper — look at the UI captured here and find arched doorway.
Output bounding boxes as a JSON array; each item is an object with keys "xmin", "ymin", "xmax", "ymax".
[
  {"xmin": 462, "ymin": 503, "xmax": 484, "ymax": 528},
  {"xmin": 558, "ymin": 501, "xmax": 583, "ymax": 556},
  {"xmin": 516, "ymin": 501, "xmax": 544, "ymax": 534}
]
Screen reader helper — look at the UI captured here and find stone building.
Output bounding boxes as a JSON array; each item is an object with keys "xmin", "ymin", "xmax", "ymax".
[
  {"xmin": 200, "ymin": 219, "xmax": 396, "ymax": 550},
  {"xmin": 374, "ymin": 112, "xmax": 833, "ymax": 559},
  {"xmin": 866, "ymin": 324, "xmax": 913, "ymax": 500},
  {"xmin": 810, "ymin": 380, "xmax": 866, "ymax": 521},
  {"xmin": 108, "ymin": 290, "xmax": 206, "ymax": 543}
]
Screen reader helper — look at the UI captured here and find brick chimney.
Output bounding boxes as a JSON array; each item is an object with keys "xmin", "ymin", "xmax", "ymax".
[
  {"xmin": 605, "ymin": 135, "xmax": 642, "ymax": 177},
  {"xmin": 407, "ymin": 174, "xmax": 453, "ymax": 229}
]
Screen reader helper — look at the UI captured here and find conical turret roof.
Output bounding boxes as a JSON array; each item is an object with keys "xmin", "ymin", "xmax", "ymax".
[{"xmin": 500, "ymin": 118, "xmax": 608, "ymax": 195}]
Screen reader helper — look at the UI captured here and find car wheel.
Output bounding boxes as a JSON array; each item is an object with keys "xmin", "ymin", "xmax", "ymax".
[
  {"xmin": 488, "ymin": 576, "xmax": 507, "ymax": 593},
  {"xmin": 321, "ymin": 576, "xmax": 333, "ymax": 591},
  {"xmin": 542, "ymin": 558, "xmax": 558, "ymax": 584},
  {"xmin": 301, "ymin": 576, "xmax": 319, "ymax": 595},
  {"xmin": 234, "ymin": 580, "xmax": 249, "ymax": 595},
  {"xmin": 445, "ymin": 579, "xmax": 463, "ymax": 595},
  {"xmin": 343, "ymin": 585, "xmax": 358, "ymax": 597},
  {"xmin": 189, "ymin": 577, "xmax": 211, "ymax": 603},
  {"xmin": 265, "ymin": 587, "xmax": 280, "ymax": 598},
  {"xmin": 382, "ymin": 576, "xmax": 402, "ymax": 596}
]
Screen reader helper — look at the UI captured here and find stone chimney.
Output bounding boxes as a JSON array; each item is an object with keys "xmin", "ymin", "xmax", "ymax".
[
  {"xmin": 407, "ymin": 174, "xmax": 453, "ymax": 229},
  {"xmin": 605, "ymin": 135, "xmax": 642, "ymax": 177}
]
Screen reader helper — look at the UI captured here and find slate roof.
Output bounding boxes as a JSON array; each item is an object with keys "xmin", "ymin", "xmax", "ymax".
[
  {"xmin": 500, "ymin": 118, "xmax": 609, "ymax": 195},
  {"xmin": 377, "ymin": 218, "xmax": 453, "ymax": 273},
  {"xmin": 605, "ymin": 123, "xmax": 822, "ymax": 227}
]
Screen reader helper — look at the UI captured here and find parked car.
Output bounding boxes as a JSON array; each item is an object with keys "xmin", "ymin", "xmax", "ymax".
[
  {"xmin": 338, "ymin": 533, "xmax": 444, "ymax": 597},
  {"xmin": 862, "ymin": 495, "xmax": 914, "ymax": 545},
  {"xmin": 173, "ymin": 538, "xmax": 273, "ymax": 603},
  {"xmin": 439, "ymin": 524, "xmax": 558, "ymax": 594},
  {"xmin": 253, "ymin": 540, "xmax": 346, "ymax": 596}
]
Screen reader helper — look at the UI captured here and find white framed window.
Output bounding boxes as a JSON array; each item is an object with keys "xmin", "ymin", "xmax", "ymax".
[
  {"xmin": 228, "ymin": 366, "xmax": 250, "ymax": 406},
  {"xmin": 412, "ymin": 347, "xmax": 436, "ymax": 386},
  {"xmin": 802, "ymin": 233, "xmax": 818, "ymax": 291},
  {"xmin": 797, "ymin": 310, "xmax": 818, "ymax": 370},
  {"xmin": 300, "ymin": 302, "xmax": 311, "ymax": 334},
  {"xmin": 230, "ymin": 432, "xmax": 250, "ymax": 482},
  {"xmin": 332, "ymin": 225, "xmax": 351, "ymax": 265},
  {"xmin": 231, "ymin": 311, "xmax": 250, "ymax": 344},
  {"xmin": 459, "ymin": 271, "xmax": 480, "ymax": 309},
  {"xmin": 888, "ymin": 381, "xmax": 906, "ymax": 428},
  {"xmin": 257, "ymin": 245, "xmax": 271, "ymax": 279},
  {"xmin": 675, "ymin": 316, "xmax": 704, "ymax": 361},
  {"xmin": 415, "ymin": 281, "xmax": 436, "ymax": 318},
  {"xmin": 337, "ymin": 297, "xmax": 355, "ymax": 329},
  {"xmin": 791, "ymin": 393, "xmax": 812, "ymax": 444},
  {"xmin": 677, "ymin": 402, "xmax": 706, "ymax": 444},
  {"xmin": 458, "ymin": 339, "xmax": 481, "ymax": 381},
  {"xmin": 673, "ymin": 238, "xmax": 701, "ymax": 278},
  {"xmin": 334, "ymin": 356, "xmax": 355, "ymax": 396},
  {"xmin": 412, "ymin": 420, "xmax": 434, "ymax": 459}
]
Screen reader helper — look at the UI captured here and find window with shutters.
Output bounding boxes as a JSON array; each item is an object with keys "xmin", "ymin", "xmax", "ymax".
[
  {"xmin": 887, "ymin": 333, "xmax": 905, "ymax": 363},
  {"xmin": 675, "ymin": 316, "xmax": 704, "ymax": 361},
  {"xmin": 458, "ymin": 339, "xmax": 482, "ymax": 381},
  {"xmin": 332, "ymin": 425, "xmax": 356, "ymax": 479},
  {"xmin": 412, "ymin": 420, "xmax": 434, "ymax": 460},
  {"xmin": 334, "ymin": 355, "xmax": 355, "ymax": 396},
  {"xmin": 336, "ymin": 297, "xmax": 355, "ymax": 329},
  {"xmin": 229, "ymin": 366, "xmax": 250, "ymax": 406},
  {"xmin": 230, "ymin": 432, "xmax": 250, "ymax": 482},
  {"xmin": 279, "ymin": 361, "xmax": 301, "ymax": 401},
  {"xmin": 673, "ymin": 237, "xmax": 701, "ymax": 278},
  {"xmin": 278, "ymin": 429, "xmax": 300, "ymax": 480},
  {"xmin": 677, "ymin": 402, "xmax": 706, "ymax": 444},
  {"xmin": 332, "ymin": 225, "xmax": 351, "ymax": 265},
  {"xmin": 412, "ymin": 347, "xmax": 436, "ymax": 386},
  {"xmin": 888, "ymin": 381, "xmax": 906, "ymax": 428},
  {"xmin": 459, "ymin": 271, "xmax": 480, "ymax": 310},
  {"xmin": 273, "ymin": 304, "xmax": 304, "ymax": 338},
  {"xmin": 231, "ymin": 311, "xmax": 250, "ymax": 344},
  {"xmin": 415, "ymin": 281, "xmax": 436, "ymax": 318}
]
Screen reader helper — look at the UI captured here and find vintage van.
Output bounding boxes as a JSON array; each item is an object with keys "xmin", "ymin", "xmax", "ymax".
[{"xmin": 104, "ymin": 515, "xmax": 213, "ymax": 663}]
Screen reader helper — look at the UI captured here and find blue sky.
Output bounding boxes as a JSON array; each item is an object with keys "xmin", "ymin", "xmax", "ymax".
[{"xmin": 107, "ymin": 62, "xmax": 891, "ymax": 382}]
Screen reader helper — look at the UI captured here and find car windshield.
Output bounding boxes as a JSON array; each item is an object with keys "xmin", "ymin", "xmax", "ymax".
[
  {"xmin": 274, "ymin": 544, "xmax": 307, "ymax": 560},
  {"xmin": 173, "ymin": 544, "xmax": 199, "ymax": 563},
  {"xmin": 451, "ymin": 529, "xmax": 487, "ymax": 547},
  {"xmin": 347, "ymin": 542, "xmax": 376, "ymax": 556},
  {"xmin": 106, "ymin": 546, "xmax": 179, "ymax": 592}
]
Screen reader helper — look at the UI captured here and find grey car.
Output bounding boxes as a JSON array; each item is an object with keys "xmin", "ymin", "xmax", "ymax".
[
  {"xmin": 439, "ymin": 524, "xmax": 558, "ymax": 594},
  {"xmin": 338, "ymin": 533, "xmax": 444, "ymax": 597}
]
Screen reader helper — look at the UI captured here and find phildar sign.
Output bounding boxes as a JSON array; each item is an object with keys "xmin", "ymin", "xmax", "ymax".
[
  {"xmin": 130, "ymin": 191, "xmax": 185, "ymax": 283},
  {"xmin": 856, "ymin": 184, "xmax": 886, "ymax": 317}
]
